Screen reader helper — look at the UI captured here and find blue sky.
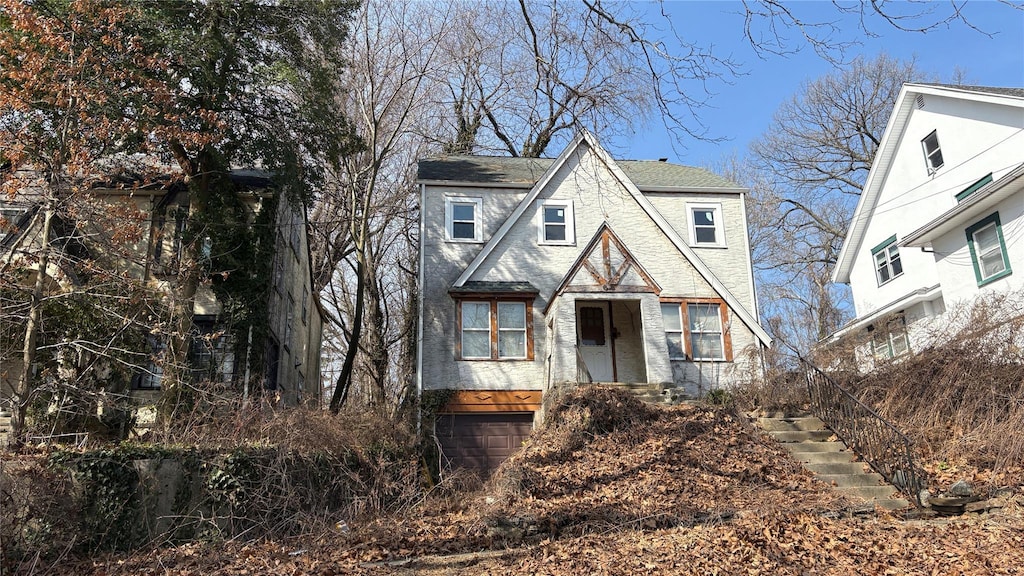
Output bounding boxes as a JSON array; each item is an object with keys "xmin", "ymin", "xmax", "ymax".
[{"xmin": 612, "ymin": 1, "xmax": 1024, "ymax": 167}]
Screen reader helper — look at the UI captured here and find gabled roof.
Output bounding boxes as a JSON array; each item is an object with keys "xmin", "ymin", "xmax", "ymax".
[
  {"xmin": 447, "ymin": 129, "xmax": 771, "ymax": 347},
  {"xmin": 832, "ymin": 83, "xmax": 1024, "ymax": 283},
  {"xmin": 418, "ymin": 155, "xmax": 744, "ymax": 191}
]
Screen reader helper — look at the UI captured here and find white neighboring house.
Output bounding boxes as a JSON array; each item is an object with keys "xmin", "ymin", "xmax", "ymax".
[
  {"xmin": 417, "ymin": 130, "xmax": 771, "ymax": 472},
  {"xmin": 830, "ymin": 84, "xmax": 1024, "ymax": 367}
]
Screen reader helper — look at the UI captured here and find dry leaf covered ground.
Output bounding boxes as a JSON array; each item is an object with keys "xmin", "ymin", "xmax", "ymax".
[{"xmin": 64, "ymin": 389, "xmax": 1024, "ymax": 575}]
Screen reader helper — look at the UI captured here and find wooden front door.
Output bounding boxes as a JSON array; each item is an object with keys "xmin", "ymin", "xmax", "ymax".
[{"xmin": 576, "ymin": 301, "xmax": 614, "ymax": 381}]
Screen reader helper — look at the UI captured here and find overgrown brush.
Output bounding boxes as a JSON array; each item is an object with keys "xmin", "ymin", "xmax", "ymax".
[
  {"xmin": 845, "ymin": 293, "xmax": 1024, "ymax": 486},
  {"xmin": 0, "ymin": 406, "xmax": 420, "ymax": 568},
  {"xmin": 488, "ymin": 386, "xmax": 657, "ymax": 503}
]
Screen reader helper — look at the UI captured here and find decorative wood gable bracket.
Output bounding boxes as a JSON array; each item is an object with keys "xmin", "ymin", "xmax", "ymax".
[{"xmin": 545, "ymin": 223, "xmax": 661, "ymax": 314}]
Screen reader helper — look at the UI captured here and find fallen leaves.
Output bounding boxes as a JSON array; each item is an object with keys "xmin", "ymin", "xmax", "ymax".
[{"xmin": 53, "ymin": 391, "xmax": 1024, "ymax": 575}]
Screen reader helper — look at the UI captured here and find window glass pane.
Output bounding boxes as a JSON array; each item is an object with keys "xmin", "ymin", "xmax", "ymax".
[
  {"xmin": 666, "ymin": 333, "xmax": 685, "ymax": 358},
  {"xmin": 452, "ymin": 204, "xmax": 475, "ymax": 221},
  {"xmin": 462, "ymin": 302, "xmax": 490, "ymax": 329},
  {"xmin": 544, "ymin": 206, "xmax": 565, "ymax": 224},
  {"xmin": 692, "ymin": 334, "xmax": 723, "ymax": 359},
  {"xmin": 975, "ymin": 224, "xmax": 998, "ymax": 252},
  {"xmin": 579, "ymin": 306, "xmax": 605, "ymax": 346},
  {"xmin": 660, "ymin": 303, "xmax": 681, "ymax": 331},
  {"xmin": 694, "ymin": 227, "xmax": 717, "ymax": 244},
  {"xmin": 981, "ymin": 253, "xmax": 1005, "ymax": 277},
  {"xmin": 872, "ymin": 336, "xmax": 891, "ymax": 359},
  {"xmin": 462, "ymin": 332, "xmax": 490, "ymax": 358},
  {"xmin": 889, "ymin": 249, "xmax": 903, "ymax": 276},
  {"xmin": 891, "ymin": 332, "xmax": 909, "ymax": 356},
  {"xmin": 693, "ymin": 209, "xmax": 714, "ymax": 226},
  {"xmin": 452, "ymin": 221, "xmax": 475, "ymax": 239},
  {"xmin": 498, "ymin": 331, "xmax": 526, "ymax": 358},
  {"xmin": 545, "ymin": 224, "xmax": 566, "ymax": 241},
  {"xmin": 688, "ymin": 304, "xmax": 721, "ymax": 332},
  {"xmin": 497, "ymin": 302, "xmax": 525, "ymax": 329}
]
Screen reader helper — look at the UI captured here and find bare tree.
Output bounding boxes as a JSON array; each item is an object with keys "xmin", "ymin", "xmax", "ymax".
[
  {"xmin": 747, "ymin": 54, "xmax": 928, "ymax": 349},
  {"xmin": 310, "ymin": 1, "xmax": 446, "ymax": 413}
]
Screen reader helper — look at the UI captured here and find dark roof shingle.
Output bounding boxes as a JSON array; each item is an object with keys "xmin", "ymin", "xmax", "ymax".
[{"xmin": 417, "ymin": 155, "xmax": 741, "ymax": 190}]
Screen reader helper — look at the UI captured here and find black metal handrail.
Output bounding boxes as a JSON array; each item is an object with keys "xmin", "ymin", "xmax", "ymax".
[{"xmin": 804, "ymin": 361, "xmax": 926, "ymax": 507}]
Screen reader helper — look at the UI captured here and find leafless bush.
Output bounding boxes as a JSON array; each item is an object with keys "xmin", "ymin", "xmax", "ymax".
[
  {"xmin": 848, "ymin": 293, "xmax": 1024, "ymax": 486},
  {"xmin": 729, "ymin": 345, "xmax": 810, "ymax": 414}
]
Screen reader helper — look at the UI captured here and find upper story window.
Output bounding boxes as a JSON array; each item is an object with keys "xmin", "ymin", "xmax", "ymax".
[
  {"xmin": 537, "ymin": 200, "xmax": 575, "ymax": 245},
  {"xmin": 445, "ymin": 197, "xmax": 483, "ymax": 242},
  {"xmin": 457, "ymin": 299, "xmax": 533, "ymax": 360},
  {"xmin": 966, "ymin": 212, "xmax": 1012, "ymax": 286},
  {"xmin": 687, "ymin": 203, "xmax": 725, "ymax": 247},
  {"xmin": 871, "ymin": 235, "xmax": 902, "ymax": 286},
  {"xmin": 921, "ymin": 130, "xmax": 944, "ymax": 174},
  {"xmin": 660, "ymin": 299, "xmax": 732, "ymax": 361}
]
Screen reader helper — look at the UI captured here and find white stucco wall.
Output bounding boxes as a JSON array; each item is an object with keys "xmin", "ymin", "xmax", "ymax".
[
  {"xmin": 847, "ymin": 94, "xmax": 1024, "ymax": 319},
  {"xmin": 420, "ymin": 141, "xmax": 763, "ymax": 395},
  {"xmin": 930, "ymin": 193, "xmax": 1024, "ymax": 304}
]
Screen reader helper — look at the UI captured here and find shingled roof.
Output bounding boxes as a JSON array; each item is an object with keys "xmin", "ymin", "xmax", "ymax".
[
  {"xmin": 417, "ymin": 155, "xmax": 742, "ymax": 190},
  {"xmin": 917, "ymin": 84, "xmax": 1024, "ymax": 99}
]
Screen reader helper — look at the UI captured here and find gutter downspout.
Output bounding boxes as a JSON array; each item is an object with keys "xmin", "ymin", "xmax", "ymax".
[{"xmin": 416, "ymin": 183, "xmax": 426, "ymax": 435}]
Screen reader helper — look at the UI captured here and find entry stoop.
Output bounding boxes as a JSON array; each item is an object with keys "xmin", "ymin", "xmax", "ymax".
[
  {"xmin": 596, "ymin": 382, "xmax": 684, "ymax": 405},
  {"xmin": 757, "ymin": 414, "xmax": 910, "ymax": 511}
]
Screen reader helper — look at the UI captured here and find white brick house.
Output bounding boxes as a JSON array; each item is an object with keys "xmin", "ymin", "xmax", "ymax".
[
  {"xmin": 416, "ymin": 131, "xmax": 771, "ymax": 471},
  {"xmin": 829, "ymin": 84, "xmax": 1024, "ymax": 367}
]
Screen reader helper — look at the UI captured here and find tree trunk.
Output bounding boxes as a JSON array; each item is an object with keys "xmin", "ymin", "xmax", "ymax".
[
  {"xmin": 12, "ymin": 202, "xmax": 54, "ymax": 437},
  {"xmin": 329, "ymin": 255, "xmax": 365, "ymax": 413}
]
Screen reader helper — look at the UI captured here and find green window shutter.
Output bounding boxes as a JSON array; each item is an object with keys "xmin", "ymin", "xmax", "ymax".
[{"xmin": 955, "ymin": 173, "xmax": 993, "ymax": 203}]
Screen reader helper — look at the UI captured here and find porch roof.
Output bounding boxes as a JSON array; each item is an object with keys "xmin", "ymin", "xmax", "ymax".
[{"xmin": 449, "ymin": 280, "xmax": 539, "ymax": 296}]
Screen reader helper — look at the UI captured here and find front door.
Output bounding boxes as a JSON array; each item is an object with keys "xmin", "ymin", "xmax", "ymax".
[{"xmin": 576, "ymin": 301, "xmax": 614, "ymax": 382}]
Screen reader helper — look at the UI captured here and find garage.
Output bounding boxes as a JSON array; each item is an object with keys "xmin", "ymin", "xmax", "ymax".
[{"xmin": 435, "ymin": 412, "xmax": 534, "ymax": 474}]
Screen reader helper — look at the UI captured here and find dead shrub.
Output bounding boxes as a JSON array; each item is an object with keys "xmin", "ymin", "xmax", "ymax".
[
  {"xmin": 845, "ymin": 293, "xmax": 1024, "ymax": 489},
  {"xmin": 488, "ymin": 386, "xmax": 657, "ymax": 504},
  {"xmin": 729, "ymin": 346, "xmax": 810, "ymax": 414}
]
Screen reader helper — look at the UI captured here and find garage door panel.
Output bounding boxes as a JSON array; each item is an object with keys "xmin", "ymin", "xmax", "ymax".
[{"xmin": 436, "ymin": 413, "xmax": 533, "ymax": 474}]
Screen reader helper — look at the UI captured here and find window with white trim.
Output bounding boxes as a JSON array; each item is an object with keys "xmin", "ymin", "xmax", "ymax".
[
  {"xmin": 537, "ymin": 200, "xmax": 575, "ymax": 244},
  {"xmin": 687, "ymin": 204, "xmax": 725, "ymax": 247},
  {"xmin": 966, "ymin": 212, "xmax": 1012, "ymax": 286},
  {"xmin": 458, "ymin": 299, "xmax": 532, "ymax": 360},
  {"xmin": 871, "ymin": 235, "xmax": 902, "ymax": 286},
  {"xmin": 660, "ymin": 300, "xmax": 731, "ymax": 361},
  {"xmin": 922, "ymin": 130, "xmax": 944, "ymax": 173},
  {"xmin": 445, "ymin": 197, "xmax": 482, "ymax": 242}
]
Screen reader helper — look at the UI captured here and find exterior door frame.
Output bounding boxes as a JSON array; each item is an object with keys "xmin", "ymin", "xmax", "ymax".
[{"xmin": 575, "ymin": 300, "xmax": 616, "ymax": 382}]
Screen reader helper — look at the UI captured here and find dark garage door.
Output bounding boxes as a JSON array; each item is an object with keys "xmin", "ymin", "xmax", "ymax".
[{"xmin": 435, "ymin": 413, "xmax": 534, "ymax": 474}]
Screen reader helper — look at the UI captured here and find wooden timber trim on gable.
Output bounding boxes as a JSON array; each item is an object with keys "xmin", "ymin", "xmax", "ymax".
[
  {"xmin": 544, "ymin": 223, "xmax": 661, "ymax": 315},
  {"xmin": 441, "ymin": 390, "xmax": 543, "ymax": 413}
]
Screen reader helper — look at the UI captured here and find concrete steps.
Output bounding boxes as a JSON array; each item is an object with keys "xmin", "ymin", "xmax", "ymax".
[
  {"xmin": 757, "ymin": 414, "xmax": 910, "ymax": 512},
  {"xmin": 596, "ymin": 382, "xmax": 683, "ymax": 405}
]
